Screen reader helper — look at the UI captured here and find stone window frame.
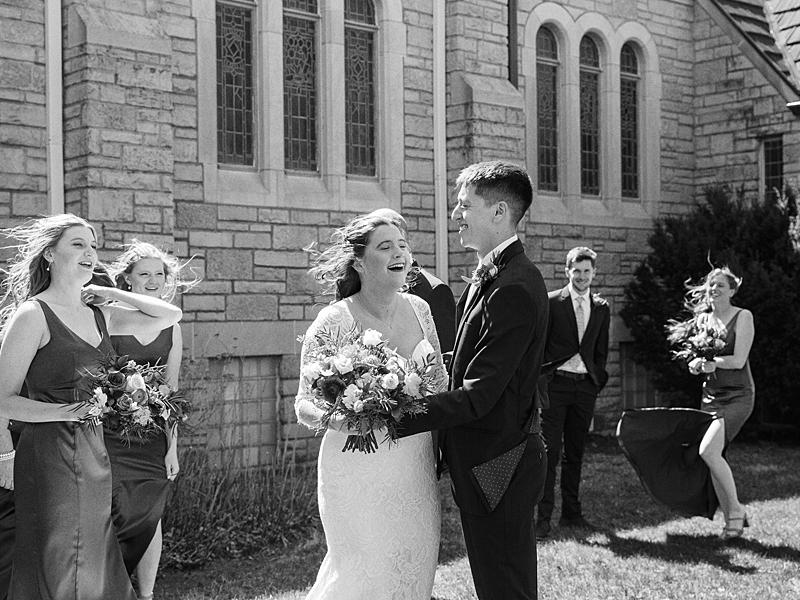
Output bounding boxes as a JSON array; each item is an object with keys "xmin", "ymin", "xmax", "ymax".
[
  {"xmin": 523, "ymin": 4, "xmax": 662, "ymax": 227},
  {"xmin": 196, "ymin": 0, "xmax": 405, "ymax": 210}
]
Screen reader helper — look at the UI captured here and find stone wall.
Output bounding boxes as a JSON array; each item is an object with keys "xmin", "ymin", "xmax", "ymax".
[
  {"xmin": 693, "ymin": 8, "xmax": 800, "ymax": 197},
  {"xmin": 0, "ymin": 0, "xmax": 48, "ymax": 223}
]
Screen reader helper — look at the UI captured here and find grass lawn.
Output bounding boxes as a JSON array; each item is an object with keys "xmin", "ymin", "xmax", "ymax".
[{"xmin": 155, "ymin": 435, "xmax": 800, "ymax": 600}]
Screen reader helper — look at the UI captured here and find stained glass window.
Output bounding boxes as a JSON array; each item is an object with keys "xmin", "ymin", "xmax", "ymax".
[
  {"xmin": 344, "ymin": 0, "xmax": 376, "ymax": 176},
  {"xmin": 763, "ymin": 136, "xmax": 783, "ymax": 202},
  {"xmin": 284, "ymin": 1, "xmax": 319, "ymax": 171},
  {"xmin": 536, "ymin": 28, "xmax": 559, "ymax": 192},
  {"xmin": 579, "ymin": 36, "xmax": 600, "ymax": 196},
  {"xmin": 216, "ymin": 3, "xmax": 254, "ymax": 166},
  {"xmin": 620, "ymin": 43, "xmax": 639, "ymax": 199}
]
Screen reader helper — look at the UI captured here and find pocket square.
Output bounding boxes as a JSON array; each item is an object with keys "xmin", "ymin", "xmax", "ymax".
[{"xmin": 470, "ymin": 440, "xmax": 526, "ymax": 512}]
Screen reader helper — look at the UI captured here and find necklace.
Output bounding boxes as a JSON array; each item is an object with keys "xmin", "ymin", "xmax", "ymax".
[{"xmin": 356, "ymin": 294, "xmax": 400, "ymax": 331}]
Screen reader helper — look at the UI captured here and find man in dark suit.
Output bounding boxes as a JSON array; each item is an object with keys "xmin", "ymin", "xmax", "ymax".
[
  {"xmin": 368, "ymin": 208, "xmax": 457, "ymax": 352},
  {"xmin": 399, "ymin": 161, "xmax": 549, "ymax": 600},
  {"xmin": 535, "ymin": 247, "xmax": 610, "ymax": 539}
]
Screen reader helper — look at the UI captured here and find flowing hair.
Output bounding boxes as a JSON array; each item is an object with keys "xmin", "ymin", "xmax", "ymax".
[
  {"xmin": 682, "ymin": 266, "xmax": 743, "ymax": 315},
  {"xmin": 308, "ymin": 214, "xmax": 405, "ymax": 301},
  {"xmin": 107, "ymin": 239, "xmax": 199, "ymax": 303},
  {"xmin": 0, "ymin": 214, "xmax": 96, "ymax": 337}
]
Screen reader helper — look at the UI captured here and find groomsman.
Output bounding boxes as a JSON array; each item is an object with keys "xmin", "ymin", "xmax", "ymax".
[{"xmin": 536, "ymin": 247, "xmax": 610, "ymax": 539}]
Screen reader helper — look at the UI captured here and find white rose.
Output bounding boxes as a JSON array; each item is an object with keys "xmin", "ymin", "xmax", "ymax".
[
  {"xmin": 302, "ymin": 361, "xmax": 324, "ymax": 383},
  {"xmin": 352, "ymin": 400, "xmax": 365, "ymax": 413},
  {"xmin": 404, "ymin": 373, "xmax": 423, "ymax": 398},
  {"xmin": 342, "ymin": 384, "xmax": 360, "ymax": 409},
  {"xmin": 332, "ymin": 355, "xmax": 354, "ymax": 374},
  {"xmin": 362, "ymin": 329, "xmax": 383, "ymax": 346},
  {"xmin": 125, "ymin": 372, "xmax": 147, "ymax": 392},
  {"xmin": 382, "ymin": 373, "xmax": 400, "ymax": 390},
  {"xmin": 340, "ymin": 344, "xmax": 358, "ymax": 358}
]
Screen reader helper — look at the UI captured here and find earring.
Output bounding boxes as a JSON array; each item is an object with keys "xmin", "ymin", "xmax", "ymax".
[{"xmin": 46, "ymin": 261, "xmax": 50, "ymax": 272}]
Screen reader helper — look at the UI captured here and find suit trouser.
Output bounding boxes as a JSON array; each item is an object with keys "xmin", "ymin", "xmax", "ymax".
[
  {"xmin": 460, "ymin": 434, "xmax": 546, "ymax": 600},
  {"xmin": 537, "ymin": 375, "xmax": 597, "ymax": 522}
]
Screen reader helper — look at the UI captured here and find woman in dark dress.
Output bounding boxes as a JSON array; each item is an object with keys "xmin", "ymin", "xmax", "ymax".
[
  {"xmin": 618, "ymin": 267, "xmax": 754, "ymax": 540},
  {"xmin": 0, "ymin": 215, "xmax": 182, "ymax": 600},
  {"xmin": 107, "ymin": 240, "xmax": 195, "ymax": 600},
  {"xmin": 687, "ymin": 267, "xmax": 754, "ymax": 539}
]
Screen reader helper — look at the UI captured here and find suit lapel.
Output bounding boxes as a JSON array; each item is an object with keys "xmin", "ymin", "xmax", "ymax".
[{"xmin": 451, "ymin": 240, "xmax": 525, "ymax": 366}]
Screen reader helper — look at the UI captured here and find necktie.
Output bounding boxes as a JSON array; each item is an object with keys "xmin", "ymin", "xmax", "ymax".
[{"xmin": 575, "ymin": 296, "xmax": 586, "ymax": 342}]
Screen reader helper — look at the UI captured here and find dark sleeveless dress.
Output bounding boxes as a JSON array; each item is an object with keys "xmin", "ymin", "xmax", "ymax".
[
  {"xmin": 10, "ymin": 300, "xmax": 136, "ymax": 599},
  {"xmin": 107, "ymin": 327, "xmax": 173, "ymax": 574},
  {"xmin": 700, "ymin": 310, "xmax": 755, "ymax": 444},
  {"xmin": 617, "ymin": 309, "xmax": 755, "ymax": 519}
]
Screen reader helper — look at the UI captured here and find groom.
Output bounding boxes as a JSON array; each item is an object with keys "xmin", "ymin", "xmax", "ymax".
[{"xmin": 398, "ymin": 161, "xmax": 549, "ymax": 599}]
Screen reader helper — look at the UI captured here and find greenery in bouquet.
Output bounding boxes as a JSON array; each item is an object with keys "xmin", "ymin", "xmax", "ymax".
[
  {"xmin": 666, "ymin": 311, "xmax": 727, "ymax": 364},
  {"xmin": 301, "ymin": 326, "xmax": 436, "ymax": 453},
  {"xmin": 75, "ymin": 354, "xmax": 191, "ymax": 444}
]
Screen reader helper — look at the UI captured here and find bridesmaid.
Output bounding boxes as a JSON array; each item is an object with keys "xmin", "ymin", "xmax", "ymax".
[
  {"xmin": 107, "ymin": 240, "xmax": 196, "ymax": 600},
  {"xmin": 0, "ymin": 214, "xmax": 182, "ymax": 599}
]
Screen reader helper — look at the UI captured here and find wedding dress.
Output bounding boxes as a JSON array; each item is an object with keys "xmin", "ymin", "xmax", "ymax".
[{"xmin": 296, "ymin": 294, "xmax": 445, "ymax": 600}]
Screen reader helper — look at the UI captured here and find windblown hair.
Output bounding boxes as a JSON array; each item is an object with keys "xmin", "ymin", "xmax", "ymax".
[
  {"xmin": 108, "ymin": 239, "xmax": 199, "ymax": 303},
  {"xmin": 684, "ymin": 266, "xmax": 743, "ymax": 314},
  {"xmin": 455, "ymin": 160, "xmax": 533, "ymax": 226},
  {"xmin": 308, "ymin": 214, "xmax": 403, "ymax": 301},
  {"xmin": 0, "ymin": 214, "xmax": 95, "ymax": 336}
]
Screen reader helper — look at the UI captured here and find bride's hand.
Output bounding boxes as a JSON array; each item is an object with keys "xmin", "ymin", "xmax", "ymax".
[
  {"xmin": 327, "ymin": 414, "xmax": 350, "ymax": 432},
  {"xmin": 688, "ymin": 358, "xmax": 703, "ymax": 375}
]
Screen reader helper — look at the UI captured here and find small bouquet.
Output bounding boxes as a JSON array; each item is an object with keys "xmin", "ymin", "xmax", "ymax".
[
  {"xmin": 301, "ymin": 326, "xmax": 436, "ymax": 453},
  {"xmin": 75, "ymin": 354, "xmax": 191, "ymax": 444},
  {"xmin": 666, "ymin": 311, "xmax": 727, "ymax": 364}
]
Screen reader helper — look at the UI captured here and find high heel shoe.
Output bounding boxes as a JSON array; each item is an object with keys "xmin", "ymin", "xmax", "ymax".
[{"xmin": 721, "ymin": 513, "xmax": 749, "ymax": 540}]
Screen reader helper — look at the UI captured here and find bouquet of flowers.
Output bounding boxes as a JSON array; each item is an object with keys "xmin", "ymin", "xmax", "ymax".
[
  {"xmin": 75, "ymin": 354, "xmax": 191, "ymax": 444},
  {"xmin": 301, "ymin": 326, "xmax": 436, "ymax": 453},
  {"xmin": 666, "ymin": 311, "xmax": 727, "ymax": 364}
]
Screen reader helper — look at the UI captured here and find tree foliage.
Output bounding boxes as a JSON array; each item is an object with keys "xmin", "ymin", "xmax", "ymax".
[{"xmin": 620, "ymin": 186, "xmax": 800, "ymax": 426}]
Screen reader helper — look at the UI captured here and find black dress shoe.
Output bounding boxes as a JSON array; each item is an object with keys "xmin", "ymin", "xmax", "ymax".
[
  {"xmin": 559, "ymin": 516, "xmax": 593, "ymax": 530},
  {"xmin": 535, "ymin": 520, "xmax": 552, "ymax": 539}
]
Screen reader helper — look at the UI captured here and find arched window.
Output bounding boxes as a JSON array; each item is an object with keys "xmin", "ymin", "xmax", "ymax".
[
  {"xmin": 536, "ymin": 27, "xmax": 559, "ymax": 192},
  {"xmin": 283, "ymin": 0, "xmax": 319, "ymax": 171},
  {"xmin": 579, "ymin": 36, "xmax": 600, "ymax": 196},
  {"xmin": 620, "ymin": 43, "xmax": 639, "ymax": 199},
  {"xmin": 344, "ymin": 0, "xmax": 377, "ymax": 177},
  {"xmin": 216, "ymin": 2, "xmax": 255, "ymax": 166}
]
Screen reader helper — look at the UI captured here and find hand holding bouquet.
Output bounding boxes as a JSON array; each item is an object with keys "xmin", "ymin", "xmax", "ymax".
[
  {"xmin": 301, "ymin": 326, "xmax": 436, "ymax": 453},
  {"xmin": 74, "ymin": 354, "xmax": 191, "ymax": 444},
  {"xmin": 666, "ymin": 311, "xmax": 727, "ymax": 366}
]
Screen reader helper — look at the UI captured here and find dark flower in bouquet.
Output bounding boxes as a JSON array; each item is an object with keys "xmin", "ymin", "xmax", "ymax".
[
  {"xmin": 75, "ymin": 354, "xmax": 191, "ymax": 444},
  {"xmin": 300, "ymin": 326, "xmax": 437, "ymax": 453},
  {"xmin": 666, "ymin": 311, "xmax": 727, "ymax": 364}
]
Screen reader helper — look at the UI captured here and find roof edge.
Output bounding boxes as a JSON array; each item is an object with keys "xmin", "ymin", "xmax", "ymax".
[{"xmin": 698, "ymin": 0, "xmax": 800, "ymax": 108}]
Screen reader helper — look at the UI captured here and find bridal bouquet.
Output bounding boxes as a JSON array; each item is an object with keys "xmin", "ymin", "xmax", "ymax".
[
  {"xmin": 666, "ymin": 311, "xmax": 727, "ymax": 364},
  {"xmin": 301, "ymin": 326, "xmax": 436, "ymax": 453},
  {"xmin": 75, "ymin": 354, "xmax": 191, "ymax": 444}
]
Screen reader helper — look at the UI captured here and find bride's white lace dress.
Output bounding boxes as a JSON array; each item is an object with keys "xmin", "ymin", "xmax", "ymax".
[{"xmin": 296, "ymin": 294, "xmax": 446, "ymax": 600}]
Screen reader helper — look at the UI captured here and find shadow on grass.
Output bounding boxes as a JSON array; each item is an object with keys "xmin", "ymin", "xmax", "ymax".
[
  {"xmin": 601, "ymin": 532, "xmax": 800, "ymax": 572},
  {"xmin": 543, "ymin": 525, "xmax": 800, "ymax": 575}
]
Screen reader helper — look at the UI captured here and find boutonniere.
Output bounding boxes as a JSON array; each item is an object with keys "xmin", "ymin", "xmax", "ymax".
[
  {"xmin": 592, "ymin": 293, "xmax": 607, "ymax": 306},
  {"xmin": 461, "ymin": 259, "xmax": 502, "ymax": 288}
]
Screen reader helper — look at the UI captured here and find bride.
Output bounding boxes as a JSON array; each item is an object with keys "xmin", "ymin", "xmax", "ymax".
[{"xmin": 295, "ymin": 214, "xmax": 446, "ymax": 600}]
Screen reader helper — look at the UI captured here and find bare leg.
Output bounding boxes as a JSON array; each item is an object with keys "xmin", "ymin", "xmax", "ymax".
[
  {"xmin": 698, "ymin": 418, "xmax": 744, "ymax": 523},
  {"xmin": 135, "ymin": 520, "xmax": 163, "ymax": 599}
]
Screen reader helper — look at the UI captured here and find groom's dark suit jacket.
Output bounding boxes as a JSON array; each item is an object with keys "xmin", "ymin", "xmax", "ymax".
[
  {"xmin": 399, "ymin": 239, "xmax": 549, "ymax": 515},
  {"xmin": 540, "ymin": 286, "xmax": 610, "ymax": 390}
]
